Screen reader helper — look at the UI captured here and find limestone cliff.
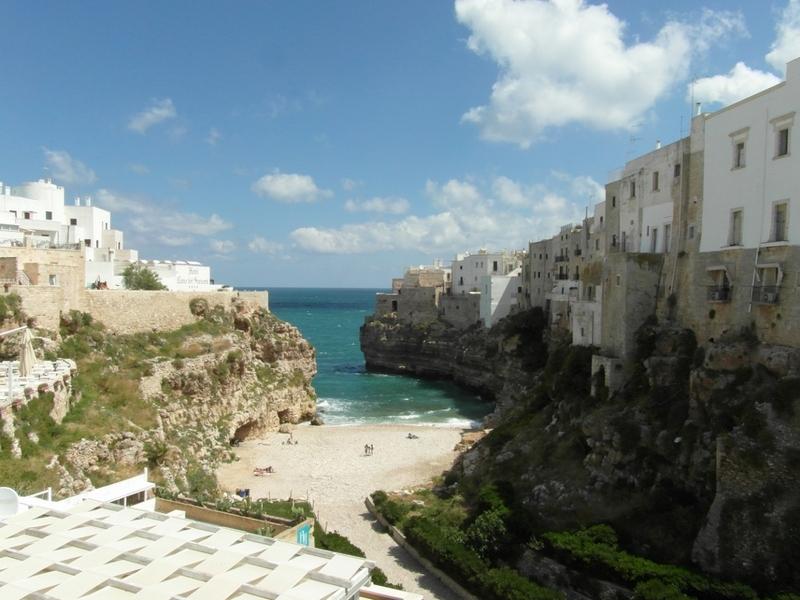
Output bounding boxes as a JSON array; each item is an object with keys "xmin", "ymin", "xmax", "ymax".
[
  {"xmin": 360, "ymin": 310, "xmax": 800, "ymax": 594},
  {"xmin": 0, "ymin": 297, "xmax": 317, "ymax": 499}
]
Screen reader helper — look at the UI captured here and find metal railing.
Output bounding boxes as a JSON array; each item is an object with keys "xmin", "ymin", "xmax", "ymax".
[
  {"xmin": 707, "ymin": 286, "xmax": 732, "ymax": 302},
  {"xmin": 752, "ymin": 285, "xmax": 780, "ymax": 304},
  {"xmin": 554, "ymin": 255, "xmax": 569, "ymax": 263}
]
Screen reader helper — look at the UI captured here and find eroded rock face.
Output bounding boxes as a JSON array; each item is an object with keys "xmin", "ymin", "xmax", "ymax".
[
  {"xmin": 362, "ymin": 312, "xmax": 800, "ymax": 592},
  {"xmin": 52, "ymin": 300, "xmax": 317, "ymax": 497}
]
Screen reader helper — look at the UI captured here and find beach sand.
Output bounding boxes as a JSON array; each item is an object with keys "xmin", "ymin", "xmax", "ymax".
[{"xmin": 216, "ymin": 423, "xmax": 465, "ymax": 599}]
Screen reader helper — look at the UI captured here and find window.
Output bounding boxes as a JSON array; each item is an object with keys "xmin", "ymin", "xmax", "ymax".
[
  {"xmin": 688, "ymin": 225, "xmax": 695, "ymax": 239},
  {"xmin": 777, "ymin": 128, "xmax": 789, "ymax": 157},
  {"xmin": 621, "ymin": 231, "xmax": 627, "ymax": 251},
  {"xmin": 84, "ymin": 239, "xmax": 91, "ymax": 247},
  {"xmin": 616, "ymin": 274, "xmax": 621, "ymax": 286},
  {"xmin": 630, "ymin": 180, "xmax": 636, "ymax": 197},
  {"xmin": 773, "ymin": 202, "xmax": 788, "ymax": 242},
  {"xmin": 734, "ymin": 141, "xmax": 746, "ymax": 168},
  {"xmin": 652, "ymin": 171, "xmax": 659, "ymax": 191},
  {"xmin": 674, "ymin": 163, "xmax": 681, "ymax": 177},
  {"xmin": 48, "ymin": 274, "xmax": 57, "ymax": 286},
  {"xmin": 70, "ymin": 218, "xmax": 77, "ymax": 225},
  {"xmin": 599, "ymin": 216, "xmax": 603, "ymax": 224},
  {"xmin": 612, "ymin": 196, "xmax": 616, "ymax": 207},
  {"xmin": 23, "ymin": 212, "xmax": 31, "ymax": 219},
  {"xmin": 493, "ymin": 260, "xmax": 498, "ymax": 272},
  {"xmin": 729, "ymin": 209, "xmax": 743, "ymax": 246},
  {"xmin": 595, "ymin": 239, "xmax": 599, "ymax": 250},
  {"xmin": 45, "ymin": 211, "xmax": 52, "ymax": 220},
  {"xmin": 664, "ymin": 224, "xmax": 671, "ymax": 253},
  {"xmin": 612, "ymin": 234, "xmax": 617, "ymax": 247},
  {"xmin": 651, "ymin": 228, "xmax": 658, "ymax": 253}
]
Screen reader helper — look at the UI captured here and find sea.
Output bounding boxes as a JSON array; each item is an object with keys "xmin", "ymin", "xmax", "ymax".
[{"xmin": 255, "ymin": 288, "xmax": 492, "ymax": 427}]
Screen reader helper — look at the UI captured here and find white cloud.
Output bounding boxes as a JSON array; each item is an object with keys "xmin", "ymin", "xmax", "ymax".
[
  {"xmin": 206, "ymin": 128, "xmax": 222, "ymax": 145},
  {"xmin": 251, "ymin": 171, "xmax": 333, "ymax": 203},
  {"xmin": 766, "ymin": 0, "xmax": 800, "ymax": 73},
  {"xmin": 43, "ymin": 149, "xmax": 96, "ymax": 185},
  {"xmin": 94, "ymin": 188, "xmax": 231, "ymax": 245},
  {"xmin": 344, "ymin": 197, "xmax": 410, "ymax": 215},
  {"xmin": 128, "ymin": 163, "xmax": 150, "ymax": 175},
  {"xmin": 692, "ymin": 62, "xmax": 782, "ymax": 106},
  {"xmin": 128, "ymin": 98, "xmax": 177, "ymax": 134},
  {"xmin": 341, "ymin": 178, "xmax": 362, "ymax": 192},
  {"xmin": 248, "ymin": 236, "xmax": 284, "ymax": 255},
  {"xmin": 210, "ymin": 239, "xmax": 235, "ymax": 254},
  {"xmin": 454, "ymin": 0, "xmax": 744, "ymax": 147},
  {"xmin": 291, "ymin": 174, "xmax": 589, "ymax": 254}
]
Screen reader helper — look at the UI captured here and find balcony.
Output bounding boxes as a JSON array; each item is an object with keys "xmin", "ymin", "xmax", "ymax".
[
  {"xmin": 707, "ymin": 286, "xmax": 732, "ymax": 302},
  {"xmin": 752, "ymin": 285, "xmax": 780, "ymax": 304},
  {"xmin": 554, "ymin": 255, "xmax": 569, "ymax": 263},
  {"xmin": 556, "ymin": 274, "xmax": 569, "ymax": 280},
  {"xmin": 574, "ymin": 249, "xmax": 582, "ymax": 256}
]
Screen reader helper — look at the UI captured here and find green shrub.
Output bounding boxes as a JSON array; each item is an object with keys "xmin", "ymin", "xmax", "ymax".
[
  {"xmin": 479, "ymin": 567, "xmax": 563, "ymax": 600},
  {"xmin": 371, "ymin": 490, "xmax": 388, "ymax": 508},
  {"xmin": 122, "ymin": 263, "xmax": 167, "ymax": 290},
  {"xmin": 465, "ymin": 508, "xmax": 507, "ymax": 559},
  {"xmin": 404, "ymin": 516, "xmax": 561, "ymax": 600},
  {"xmin": 542, "ymin": 525, "xmax": 758, "ymax": 600},
  {"xmin": 635, "ymin": 579, "xmax": 693, "ymax": 600},
  {"xmin": 380, "ymin": 500, "xmax": 409, "ymax": 525}
]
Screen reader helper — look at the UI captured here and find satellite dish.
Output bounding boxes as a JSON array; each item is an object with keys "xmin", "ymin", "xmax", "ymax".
[{"xmin": 0, "ymin": 487, "xmax": 20, "ymax": 517}]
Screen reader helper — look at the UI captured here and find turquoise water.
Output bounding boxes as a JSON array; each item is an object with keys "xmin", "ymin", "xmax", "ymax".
[{"xmin": 260, "ymin": 288, "xmax": 491, "ymax": 426}]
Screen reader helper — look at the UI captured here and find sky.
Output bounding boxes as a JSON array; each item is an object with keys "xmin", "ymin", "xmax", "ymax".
[{"xmin": 1, "ymin": 0, "xmax": 798, "ymax": 288}]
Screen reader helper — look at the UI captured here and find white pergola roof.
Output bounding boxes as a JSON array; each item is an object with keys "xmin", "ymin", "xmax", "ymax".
[{"xmin": 0, "ymin": 500, "xmax": 373, "ymax": 600}]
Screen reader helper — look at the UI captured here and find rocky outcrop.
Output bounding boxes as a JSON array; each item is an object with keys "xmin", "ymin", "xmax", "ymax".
[
  {"xmin": 10, "ymin": 298, "xmax": 317, "ymax": 498},
  {"xmin": 360, "ymin": 311, "xmax": 546, "ymax": 423},
  {"xmin": 361, "ymin": 309, "xmax": 800, "ymax": 593}
]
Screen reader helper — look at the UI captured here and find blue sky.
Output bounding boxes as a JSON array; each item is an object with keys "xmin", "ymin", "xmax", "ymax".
[{"xmin": 1, "ymin": 0, "xmax": 798, "ymax": 287}]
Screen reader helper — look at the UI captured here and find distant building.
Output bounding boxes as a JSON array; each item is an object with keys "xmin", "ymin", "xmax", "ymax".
[{"xmin": 0, "ymin": 178, "xmax": 222, "ymax": 292}]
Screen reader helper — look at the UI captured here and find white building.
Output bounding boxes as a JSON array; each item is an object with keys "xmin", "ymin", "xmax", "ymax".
[
  {"xmin": 479, "ymin": 267, "xmax": 522, "ymax": 328},
  {"xmin": 0, "ymin": 473, "xmax": 421, "ymax": 600},
  {"xmin": 700, "ymin": 57, "xmax": 799, "ymax": 253},
  {"xmin": 0, "ymin": 178, "xmax": 223, "ymax": 292},
  {"xmin": 611, "ymin": 140, "xmax": 682, "ymax": 255},
  {"xmin": 451, "ymin": 249, "xmax": 522, "ymax": 295}
]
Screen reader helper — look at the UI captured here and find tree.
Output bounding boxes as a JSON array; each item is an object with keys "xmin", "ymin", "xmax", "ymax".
[{"xmin": 122, "ymin": 263, "xmax": 167, "ymax": 290}]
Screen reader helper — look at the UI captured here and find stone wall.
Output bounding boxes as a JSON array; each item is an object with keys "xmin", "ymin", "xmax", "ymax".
[
  {"xmin": 83, "ymin": 290, "xmax": 269, "ymax": 334},
  {"xmin": 396, "ymin": 286, "xmax": 440, "ymax": 325},
  {"xmin": 673, "ymin": 245, "xmax": 800, "ymax": 347},
  {"xmin": 10, "ymin": 286, "xmax": 68, "ymax": 330},
  {"xmin": 601, "ymin": 253, "xmax": 664, "ymax": 358},
  {"xmin": 374, "ymin": 292, "xmax": 399, "ymax": 317},
  {"xmin": 439, "ymin": 294, "xmax": 480, "ymax": 329}
]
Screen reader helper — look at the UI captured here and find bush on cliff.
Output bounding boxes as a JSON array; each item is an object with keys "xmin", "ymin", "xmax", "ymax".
[
  {"xmin": 122, "ymin": 263, "xmax": 167, "ymax": 290},
  {"xmin": 542, "ymin": 525, "xmax": 759, "ymax": 600},
  {"xmin": 403, "ymin": 515, "xmax": 562, "ymax": 599}
]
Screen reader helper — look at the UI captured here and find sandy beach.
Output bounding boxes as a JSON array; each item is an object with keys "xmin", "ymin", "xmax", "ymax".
[{"xmin": 216, "ymin": 423, "xmax": 466, "ymax": 599}]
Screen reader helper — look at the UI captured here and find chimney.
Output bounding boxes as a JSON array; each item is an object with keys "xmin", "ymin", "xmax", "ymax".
[
  {"xmin": 74, "ymin": 196, "xmax": 81, "ymax": 206},
  {"xmin": 695, "ymin": 102, "xmax": 702, "ymax": 116},
  {"xmin": 656, "ymin": 139, "xmax": 661, "ymax": 149},
  {"xmin": 84, "ymin": 196, "xmax": 92, "ymax": 207}
]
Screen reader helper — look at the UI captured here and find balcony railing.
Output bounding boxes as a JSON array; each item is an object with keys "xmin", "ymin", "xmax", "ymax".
[
  {"xmin": 556, "ymin": 274, "xmax": 569, "ymax": 280},
  {"xmin": 707, "ymin": 286, "xmax": 732, "ymax": 302},
  {"xmin": 554, "ymin": 255, "xmax": 569, "ymax": 263},
  {"xmin": 752, "ymin": 285, "xmax": 780, "ymax": 304}
]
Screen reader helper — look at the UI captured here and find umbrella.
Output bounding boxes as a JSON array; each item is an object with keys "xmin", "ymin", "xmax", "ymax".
[{"xmin": 18, "ymin": 328, "xmax": 36, "ymax": 378}]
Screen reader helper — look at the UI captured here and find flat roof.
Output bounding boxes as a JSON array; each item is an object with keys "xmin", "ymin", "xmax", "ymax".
[{"xmin": 0, "ymin": 500, "xmax": 374, "ymax": 600}]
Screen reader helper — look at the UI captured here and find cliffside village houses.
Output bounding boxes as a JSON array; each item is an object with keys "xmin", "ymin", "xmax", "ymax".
[
  {"xmin": 0, "ymin": 178, "xmax": 223, "ymax": 292},
  {"xmin": 375, "ymin": 57, "xmax": 800, "ymax": 394}
]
